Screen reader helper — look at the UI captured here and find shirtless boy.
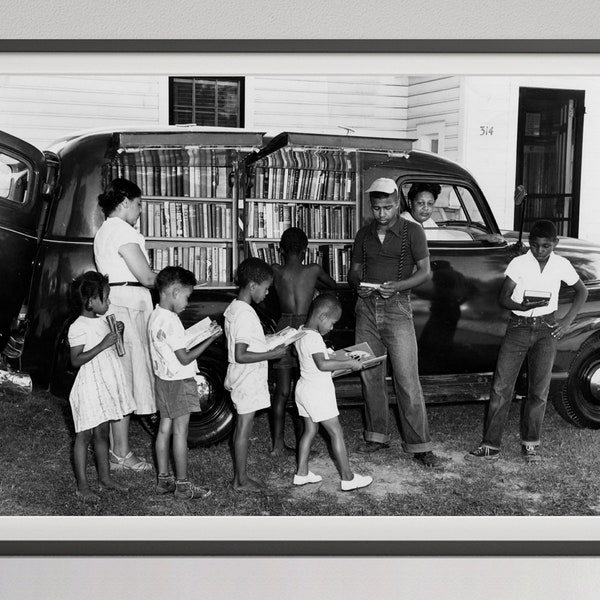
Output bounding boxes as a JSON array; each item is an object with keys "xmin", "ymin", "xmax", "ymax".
[{"xmin": 270, "ymin": 227, "xmax": 336, "ymax": 455}]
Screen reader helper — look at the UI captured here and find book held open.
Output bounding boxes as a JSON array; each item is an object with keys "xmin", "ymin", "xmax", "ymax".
[
  {"xmin": 265, "ymin": 326, "xmax": 307, "ymax": 350},
  {"xmin": 185, "ymin": 317, "xmax": 222, "ymax": 350},
  {"xmin": 328, "ymin": 341, "xmax": 387, "ymax": 378}
]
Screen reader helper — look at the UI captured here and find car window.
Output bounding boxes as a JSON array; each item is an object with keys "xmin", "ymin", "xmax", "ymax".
[
  {"xmin": 400, "ymin": 182, "xmax": 490, "ymax": 240},
  {"xmin": 0, "ymin": 151, "xmax": 30, "ymax": 205}
]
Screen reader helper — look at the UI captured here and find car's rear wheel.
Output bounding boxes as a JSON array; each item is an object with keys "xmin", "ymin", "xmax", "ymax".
[
  {"xmin": 139, "ymin": 355, "xmax": 235, "ymax": 447},
  {"xmin": 553, "ymin": 336, "xmax": 600, "ymax": 429}
]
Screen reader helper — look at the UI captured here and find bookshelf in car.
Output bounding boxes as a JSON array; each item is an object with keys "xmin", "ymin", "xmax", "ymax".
[
  {"xmin": 243, "ymin": 131, "xmax": 414, "ymax": 283},
  {"xmin": 105, "ymin": 129, "xmax": 264, "ymax": 287}
]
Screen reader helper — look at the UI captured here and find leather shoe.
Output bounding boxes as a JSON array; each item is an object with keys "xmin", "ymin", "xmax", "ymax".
[
  {"xmin": 355, "ymin": 441, "xmax": 390, "ymax": 454},
  {"xmin": 414, "ymin": 451, "xmax": 444, "ymax": 468}
]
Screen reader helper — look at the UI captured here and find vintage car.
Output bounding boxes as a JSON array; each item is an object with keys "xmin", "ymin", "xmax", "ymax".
[{"xmin": 1, "ymin": 127, "xmax": 600, "ymax": 447}]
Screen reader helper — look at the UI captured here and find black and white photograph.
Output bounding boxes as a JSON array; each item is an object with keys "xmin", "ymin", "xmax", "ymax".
[
  {"xmin": 4, "ymin": 0, "xmax": 600, "ymax": 594},
  {"xmin": 4, "ymin": 61, "xmax": 600, "ymax": 521}
]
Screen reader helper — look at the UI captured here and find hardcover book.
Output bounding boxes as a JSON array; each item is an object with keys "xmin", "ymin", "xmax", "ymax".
[
  {"xmin": 185, "ymin": 317, "xmax": 222, "ymax": 350},
  {"xmin": 329, "ymin": 341, "xmax": 387, "ymax": 378},
  {"xmin": 523, "ymin": 289, "xmax": 551, "ymax": 304},
  {"xmin": 265, "ymin": 326, "xmax": 307, "ymax": 350}
]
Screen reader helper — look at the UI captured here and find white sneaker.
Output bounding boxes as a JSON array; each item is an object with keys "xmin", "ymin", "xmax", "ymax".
[
  {"xmin": 341, "ymin": 473, "xmax": 373, "ymax": 491},
  {"xmin": 293, "ymin": 471, "xmax": 323, "ymax": 486}
]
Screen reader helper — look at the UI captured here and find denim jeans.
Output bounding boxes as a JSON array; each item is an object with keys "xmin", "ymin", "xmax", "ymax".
[
  {"xmin": 482, "ymin": 314, "xmax": 558, "ymax": 449},
  {"xmin": 355, "ymin": 293, "xmax": 433, "ymax": 453}
]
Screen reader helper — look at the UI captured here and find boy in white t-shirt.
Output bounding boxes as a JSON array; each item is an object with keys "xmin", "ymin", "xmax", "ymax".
[
  {"xmin": 148, "ymin": 266, "xmax": 222, "ymax": 499},
  {"xmin": 223, "ymin": 258, "xmax": 287, "ymax": 492},
  {"xmin": 293, "ymin": 294, "xmax": 373, "ymax": 491},
  {"xmin": 466, "ymin": 220, "xmax": 588, "ymax": 463}
]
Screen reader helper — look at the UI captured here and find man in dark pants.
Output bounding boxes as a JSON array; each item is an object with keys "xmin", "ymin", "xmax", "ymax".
[{"xmin": 347, "ymin": 177, "xmax": 442, "ymax": 467}]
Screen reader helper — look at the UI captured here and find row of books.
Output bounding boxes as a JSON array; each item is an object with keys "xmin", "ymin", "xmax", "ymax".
[
  {"xmin": 148, "ymin": 245, "xmax": 232, "ymax": 283},
  {"xmin": 110, "ymin": 149, "xmax": 234, "ymax": 198},
  {"xmin": 250, "ymin": 146, "xmax": 355, "ymax": 202},
  {"xmin": 250, "ymin": 166, "xmax": 355, "ymax": 202},
  {"xmin": 246, "ymin": 202, "xmax": 356, "ymax": 240},
  {"xmin": 248, "ymin": 242, "xmax": 354, "ymax": 282},
  {"xmin": 139, "ymin": 200, "xmax": 232, "ymax": 239}
]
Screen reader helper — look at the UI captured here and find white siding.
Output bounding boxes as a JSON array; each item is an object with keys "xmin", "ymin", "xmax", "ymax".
[
  {"xmin": 407, "ymin": 76, "xmax": 461, "ymax": 162},
  {"xmin": 0, "ymin": 75, "xmax": 161, "ymax": 150},
  {"xmin": 246, "ymin": 76, "xmax": 409, "ymax": 138},
  {"xmin": 460, "ymin": 75, "xmax": 600, "ymax": 242}
]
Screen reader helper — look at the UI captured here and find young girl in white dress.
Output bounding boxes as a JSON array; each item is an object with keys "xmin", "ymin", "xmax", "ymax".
[{"xmin": 68, "ymin": 271, "xmax": 136, "ymax": 502}]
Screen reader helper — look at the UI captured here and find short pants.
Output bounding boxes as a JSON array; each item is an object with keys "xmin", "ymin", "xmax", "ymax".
[
  {"xmin": 155, "ymin": 377, "xmax": 201, "ymax": 419},
  {"xmin": 295, "ymin": 378, "xmax": 339, "ymax": 423},
  {"xmin": 272, "ymin": 313, "xmax": 307, "ymax": 370}
]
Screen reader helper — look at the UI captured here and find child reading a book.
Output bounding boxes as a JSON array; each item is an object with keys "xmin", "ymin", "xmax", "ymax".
[
  {"xmin": 293, "ymin": 294, "xmax": 373, "ymax": 491},
  {"xmin": 465, "ymin": 220, "xmax": 588, "ymax": 463},
  {"xmin": 223, "ymin": 258, "xmax": 288, "ymax": 491},
  {"xmin": 67, "ymin": 271, "xmax": 134, "ymax": 503},
  {"xmin": 147, "ymin": 266, "xmax": 222, "ymax": 499},
  {"xmin": 270, "ymin": 227, "xmax": 336, "ymax": 456}
]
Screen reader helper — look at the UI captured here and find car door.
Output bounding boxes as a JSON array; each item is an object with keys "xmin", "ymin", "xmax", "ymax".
[
  {"xmin": 396, "ymin": 179, "xmax": 514, "ymax": 375},
  {"xmin": 0, "ymin": 130, "xmax": 48, "ymax": 345}
]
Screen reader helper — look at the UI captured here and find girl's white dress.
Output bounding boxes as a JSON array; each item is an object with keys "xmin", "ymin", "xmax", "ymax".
[{"xmin": 67, "ymin": 315, "xmax": 136, "ymax": 432}]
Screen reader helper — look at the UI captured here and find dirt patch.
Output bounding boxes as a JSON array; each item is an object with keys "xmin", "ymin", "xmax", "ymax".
[{"xmin": 267, "ymin": 450, "xmax": 460, "ymax": 502}]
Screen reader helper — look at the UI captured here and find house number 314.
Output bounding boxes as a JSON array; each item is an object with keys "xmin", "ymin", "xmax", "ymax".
[{"xmin": 480, "ymin": 126, "xmax": 494, "ymax": 136}]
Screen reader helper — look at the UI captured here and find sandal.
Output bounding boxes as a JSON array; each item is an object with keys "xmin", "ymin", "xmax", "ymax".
[{"xmin": 109, "ymin": 449, "xmax": 153, "ymax": 472}]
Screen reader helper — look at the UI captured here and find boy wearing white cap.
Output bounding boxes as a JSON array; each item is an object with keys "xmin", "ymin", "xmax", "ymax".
[{"xmin": 348, "ymin": 177, "xmax": 443, "ymax": 468}]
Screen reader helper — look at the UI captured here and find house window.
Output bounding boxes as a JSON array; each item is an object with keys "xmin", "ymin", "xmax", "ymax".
[{"xmin": 169, "ymin": 77, "xmax": 244, "ymax": 128}]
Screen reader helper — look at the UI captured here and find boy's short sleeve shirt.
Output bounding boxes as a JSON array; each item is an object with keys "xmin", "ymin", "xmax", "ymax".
[
  {"xmin": 294, "ymin": 327, "xmax": 333, "ymax": 388},
  {"xmin": 148, "ymin": 305, "xmax": 197, "ymax": 380},
  {"xmin": 223, "ymin": 300, "xmax": 267, "ymax": 361},
  {"xmin": 223, "ymin": 299, "xmax": 270, "ymax": 413},
  {"xmin": 506, "ymin": 250, "xmax": 580, "ymax": 316},
  {"xmin": 351, "ymin": 217, "xmax": 429, "ymax": 285}
]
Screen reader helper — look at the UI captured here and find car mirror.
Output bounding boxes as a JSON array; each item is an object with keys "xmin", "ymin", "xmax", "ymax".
[
  {"xmin": 514, "ymin": 184, "xmax": 527, "ymax": 206},
  {"xmin": 514, "ymin": 185, "xmax": 528, "ymax": 248}
]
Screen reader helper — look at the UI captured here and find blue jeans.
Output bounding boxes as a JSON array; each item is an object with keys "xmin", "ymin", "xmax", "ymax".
[
  {"xmin": 355, "ymin": 293, "xmax": 432, "ymax": 453},
  {"xmin": 482, "ymin": 314, "xmax": 558, "ymax": 449}
]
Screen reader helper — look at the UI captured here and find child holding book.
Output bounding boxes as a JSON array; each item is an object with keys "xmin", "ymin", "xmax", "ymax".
[
  {"xmin": 465, "ymin": 220, "xmax": 588, "ymax": 463},
  {"xmin": 147, "ymin": 266, "xmax": 222, "ymax": 499},
  {"xmin": 67, "ymin": 271, "xmax": 134, "ymax": 503},
  {"xmin": 293, "ymin": 294, "xmax": 373, "ymax": 491},
  {"xmin": 223, "ymin": 258, "xmax": 287, "ymax": 491},
  {"xmin": 270, "ymin": 227, "xmax": 336, "ymax": 456}
]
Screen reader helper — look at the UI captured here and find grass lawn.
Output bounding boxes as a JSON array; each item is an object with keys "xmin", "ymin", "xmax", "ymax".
[{"xmin": 1, "ymin": 382, "xmax": 600, "ymax": 516}]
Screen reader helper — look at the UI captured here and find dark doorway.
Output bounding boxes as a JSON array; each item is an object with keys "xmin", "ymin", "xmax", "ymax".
[{"xmin": 515, "ymin": 87, "xmax": 585, "ymax": 237}]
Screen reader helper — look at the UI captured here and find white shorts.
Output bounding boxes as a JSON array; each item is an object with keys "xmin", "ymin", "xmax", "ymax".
[{"xmin": 295, "ymin": 379, "xmax": 339, "ymax": 423}]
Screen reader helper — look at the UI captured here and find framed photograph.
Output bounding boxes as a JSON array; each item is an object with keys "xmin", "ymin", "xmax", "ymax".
[{"xmin": 3, "ymin": 24, "xmax": 600, "ymax": 599}]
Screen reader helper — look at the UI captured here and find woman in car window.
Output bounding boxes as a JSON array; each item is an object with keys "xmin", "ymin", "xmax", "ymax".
[
  {"xmin": 93, "ymin": 178, "xmax": 156, "ymax": 473},
  {"xmin": 401, "ymin": 182, "xmax": 504, "ymax": 243},
  {"xmin": 400, "ymin": 182, "xmax": 442, "ymax": 228}
]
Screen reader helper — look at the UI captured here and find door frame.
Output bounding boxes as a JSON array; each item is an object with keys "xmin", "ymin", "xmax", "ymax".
[{"xmin": 514, "ymin": 87, "xmax": 585, "ymax": 238}]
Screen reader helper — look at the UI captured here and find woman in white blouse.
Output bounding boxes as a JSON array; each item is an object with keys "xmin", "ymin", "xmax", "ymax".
[{"xmin": 94, "ymin": 178, "xmax": 156, "ymax": 472}]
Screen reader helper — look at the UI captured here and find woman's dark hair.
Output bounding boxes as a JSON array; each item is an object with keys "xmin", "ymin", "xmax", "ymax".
[
  {"xmin": 407, "ymin": 182, "xmax": 442, "ymax": 204},
  {"xmin": 98, "ymin": 178, "xmax": 142, "ymax": 217},
  {"xmin": 280, "ymin": 227, "xmax": 308, "ymax": 255},
  {"xmin": 235, "ymin": 257, "xmax": 273, "ymax": 288},
  {"xmin": 70, "ymin": 271, "xmax": 109, "ymax": 314},
  {"xmin": 155, "ymin": 265, "xmax": 197, "ymax": 293}
]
